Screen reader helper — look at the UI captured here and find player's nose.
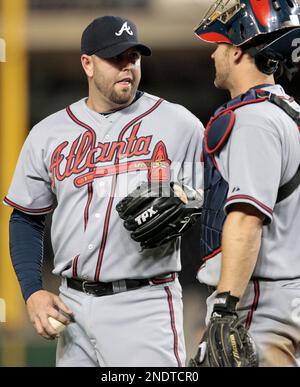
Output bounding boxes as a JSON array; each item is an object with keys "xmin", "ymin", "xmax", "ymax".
[
  {"xmin": 211, "ymin": 46, "xmax": 218, "ymax": 60},
  {"xmin": 123, "ymin": 60, "xmax": 134, "ymax": 71},
  {"xmin": 122, "ymin": 58, "xmax": 138, "ymax": 71}
]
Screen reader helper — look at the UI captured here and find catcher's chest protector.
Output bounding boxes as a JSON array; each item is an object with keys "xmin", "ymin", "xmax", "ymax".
[{"xmin": 200, "ymin": 86, "xmax": 300, "ymax": 263}]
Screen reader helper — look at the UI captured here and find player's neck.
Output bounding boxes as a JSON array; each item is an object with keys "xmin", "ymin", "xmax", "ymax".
[{"xmin": 229, "ymin": 74, "xmax": 275, "ymax": 99}]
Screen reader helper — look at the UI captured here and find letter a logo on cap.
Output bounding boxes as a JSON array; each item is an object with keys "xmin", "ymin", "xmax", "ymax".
[{"xmin": 115, "ymin": 22, "xmax": 133, "ymax": 36}]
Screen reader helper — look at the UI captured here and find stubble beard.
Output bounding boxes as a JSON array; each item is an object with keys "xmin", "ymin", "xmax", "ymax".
[
  {"xmin": 214, "ymin": 67, "xmax": 230, "ymax": 90},
  {"xmin": 214, "ymin": 51, "xmax": 231, "ymax": 90},
  {"xmin": 95, "ymin": 76, "xmax": 139, "ymax": 107},
  {"xmin": 110, "ymin": 83, "xmax": 138, "ymax": 105}
]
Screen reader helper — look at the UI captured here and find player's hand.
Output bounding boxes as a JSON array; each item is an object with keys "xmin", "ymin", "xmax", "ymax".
[
  {"xmin": 189, "ymin": 292, "xmax": 258, "ymax": 367},
  {"xmin": 26, "ymin": 290, "xmax": 73, "ymax": 340}
]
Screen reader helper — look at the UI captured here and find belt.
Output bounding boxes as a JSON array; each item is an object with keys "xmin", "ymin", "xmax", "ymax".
[
  {"xmin": 67, "ymin": 274, "xmax": 176, "ymax": 297},
  {"xmin": 67, "ymin": 277, "xmax": 150, "ymax": 297}
]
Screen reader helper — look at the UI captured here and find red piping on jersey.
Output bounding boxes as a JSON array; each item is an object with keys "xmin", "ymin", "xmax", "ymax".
[
  {"xmin": 226, "ymin": 194, "xmax": 273, "ymax": 216},
  {"xmin": 94, "ymin": 98, "xmax": 164, "ymax": 281},
  {"xmin": 3, "ymin": 197, "xmax": 53, "ymax": 214},
  {"xmin": 72, "ymin": 255, "xmax": 79, "ymax": 278},
  {"xmin": 151, "ymin": 273, "xmax": 176, "ymax": 285},
  {"xmin": 66, "ymin": 106, "xmax": 97, "ymax": 232},
  {"xmin": 84, "ymin": 183, "xmax": 93, "ymax": 231},
  {"xmin": 117, "ymin": 99, "xmax": 164, "ymax": 142},
  {"xmin": 202, "ymin": 246, "xmax": 222, "ymax": 263},
  {"xmin": 245, "ymin": 280, "xmax": 260, "ymax": 330},
  {"xmin": 197, "ymin": 247, "xmax": 221, "ymax": 276},
  {"xmin": 165, "ymin": 286, "xmax": 182, "ymax": 367},
  {"xmin": 66, "ymin": 106, "xmax": 97, "ymax": 141},
  {"xmin": 95, "ymin": 173, "xmax": 118, "ymax": 281}
]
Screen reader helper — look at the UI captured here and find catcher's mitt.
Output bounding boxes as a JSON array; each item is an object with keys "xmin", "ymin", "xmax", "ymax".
[
  {"xmin": 189, "ymin": 292, "xmax": 259, "ymax": 368},
  {"xmin": 116, "ymin": 181, "xmax": 203, "ymax": 250}
]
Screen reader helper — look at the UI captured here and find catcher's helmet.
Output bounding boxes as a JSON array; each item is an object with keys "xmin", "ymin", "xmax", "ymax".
[{"xmin": 195, "ymin": 0, "xmax": 300, "ymax": 76}]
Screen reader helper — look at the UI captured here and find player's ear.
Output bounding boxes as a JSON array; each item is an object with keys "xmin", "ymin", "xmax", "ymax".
[
  {"xmin": 232, "ymin": 46, "xmax": 244, "ymax": 64},
  {"xmin": 81, "ymin": 54, "xmax": 94, "ymax": 78}
]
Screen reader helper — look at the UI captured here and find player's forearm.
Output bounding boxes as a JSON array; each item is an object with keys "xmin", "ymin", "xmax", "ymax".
[
  {"xmin": 217, "ymin": 208, "xmax": 263, "ymax": 299},
  {"xmin": 9, "ymin": 209, "xmax": 46, "ymax": 302}
]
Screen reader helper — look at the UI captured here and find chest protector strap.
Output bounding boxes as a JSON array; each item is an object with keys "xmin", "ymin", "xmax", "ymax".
[{"xmin": 205, "ymin": 89, "xmax": 300, "ymax": 204}]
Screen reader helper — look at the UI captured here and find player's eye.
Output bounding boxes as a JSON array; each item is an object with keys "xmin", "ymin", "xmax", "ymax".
[
  {"xmin": 129, "ymin": 52, "xmax": 141, "ymax": 62},
  {"xmin": 111, "ymin": 54, "xmax": 123, "ymax": 62},
  {"xmin": 128, "ymin": 51, "xmax": 141, "ymax": 63},
  {"xmin": 109, "ymin": 51, "xmax": 141, "ymax": 65}
]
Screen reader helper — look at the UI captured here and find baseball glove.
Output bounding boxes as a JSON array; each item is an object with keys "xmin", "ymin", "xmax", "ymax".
[
  {"xmin": 189, "ymin": 292, "xmax": 259, "ymax": 368},
  {"xmin": 116, "ymin": 181, "xmax": 203, "ymax": 250}
]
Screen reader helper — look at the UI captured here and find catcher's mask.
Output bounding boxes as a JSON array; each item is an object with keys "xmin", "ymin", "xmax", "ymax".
[{"xmin": 195, "ymin": 0, "xmax": 300, "ymax": 77}]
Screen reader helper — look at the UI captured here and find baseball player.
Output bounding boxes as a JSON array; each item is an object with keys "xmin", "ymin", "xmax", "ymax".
[
  {"xmin": 190, "ymin": 0, "xmax": 300, "ymax": 367},
  {"xmin": 4, "ymin": 16, "xmax": 204, "ymax": 367}
]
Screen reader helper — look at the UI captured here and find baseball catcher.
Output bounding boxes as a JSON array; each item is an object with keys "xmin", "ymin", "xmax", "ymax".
[
  {"xmin": 116, "ymin": 181, "xmax": 203, "ymax": 250},
  {"xmin": 189, "ymin": 292, "xmax": 259, "ymax": 367},
  {"xmin": 190, "ymin": 0, "xmax": 300, "ymax": 367}
]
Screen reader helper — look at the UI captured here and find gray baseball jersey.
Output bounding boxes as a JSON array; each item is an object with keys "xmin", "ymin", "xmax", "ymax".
[
  {"xmin": 5, "ymin": 92, "xmax": 204, "ymax": 283},
  {"xmin": 198, "ymin": 84, "xmax": 300, "ymax": 286}
]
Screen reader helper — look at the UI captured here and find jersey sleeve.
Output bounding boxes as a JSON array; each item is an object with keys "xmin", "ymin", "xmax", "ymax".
[
  {"xmin": 3, "ymin": 128, "xmax": 55, "ymax": 215},
  {"xmin": 177, "ymin": 119, "xmax": 204, "ymax": 190},
  {"xmin": 223, "ymin": 120, "xmax": 282, "ymax": 224}
]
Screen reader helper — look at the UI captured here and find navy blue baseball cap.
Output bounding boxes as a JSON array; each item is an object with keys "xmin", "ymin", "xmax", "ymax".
[{"xmin": 81, "ymin": 16, "xmax": 152, "ymax": 58}]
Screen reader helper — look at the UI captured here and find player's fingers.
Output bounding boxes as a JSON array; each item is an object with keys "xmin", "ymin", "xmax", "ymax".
[
  {"xmin": 33, "ymin": 317, "xmax": 54, "ymax": 340},
  {"xmin": 48, "ymin": 307, "xmax": 71, "ymax": 325},
  {"xmin": 53, "ymin": 296, "xmax": 73, "ymax": 316}
]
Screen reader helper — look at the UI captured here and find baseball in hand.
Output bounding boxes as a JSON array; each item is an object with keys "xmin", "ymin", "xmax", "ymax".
[{"xmin": 48, "ymin": 317, "xmax": 66, "ymax": 333}]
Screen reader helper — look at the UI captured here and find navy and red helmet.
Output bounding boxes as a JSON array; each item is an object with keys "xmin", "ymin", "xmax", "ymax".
[{"xmin": 195, "ymin": 0, "xmax": 300, "ymax": 48}]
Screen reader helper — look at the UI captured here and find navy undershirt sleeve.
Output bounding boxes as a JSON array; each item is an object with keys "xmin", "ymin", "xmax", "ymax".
[{"xmin": 9, "ymin": 209, "xmax": 46, "ymax": 302}]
